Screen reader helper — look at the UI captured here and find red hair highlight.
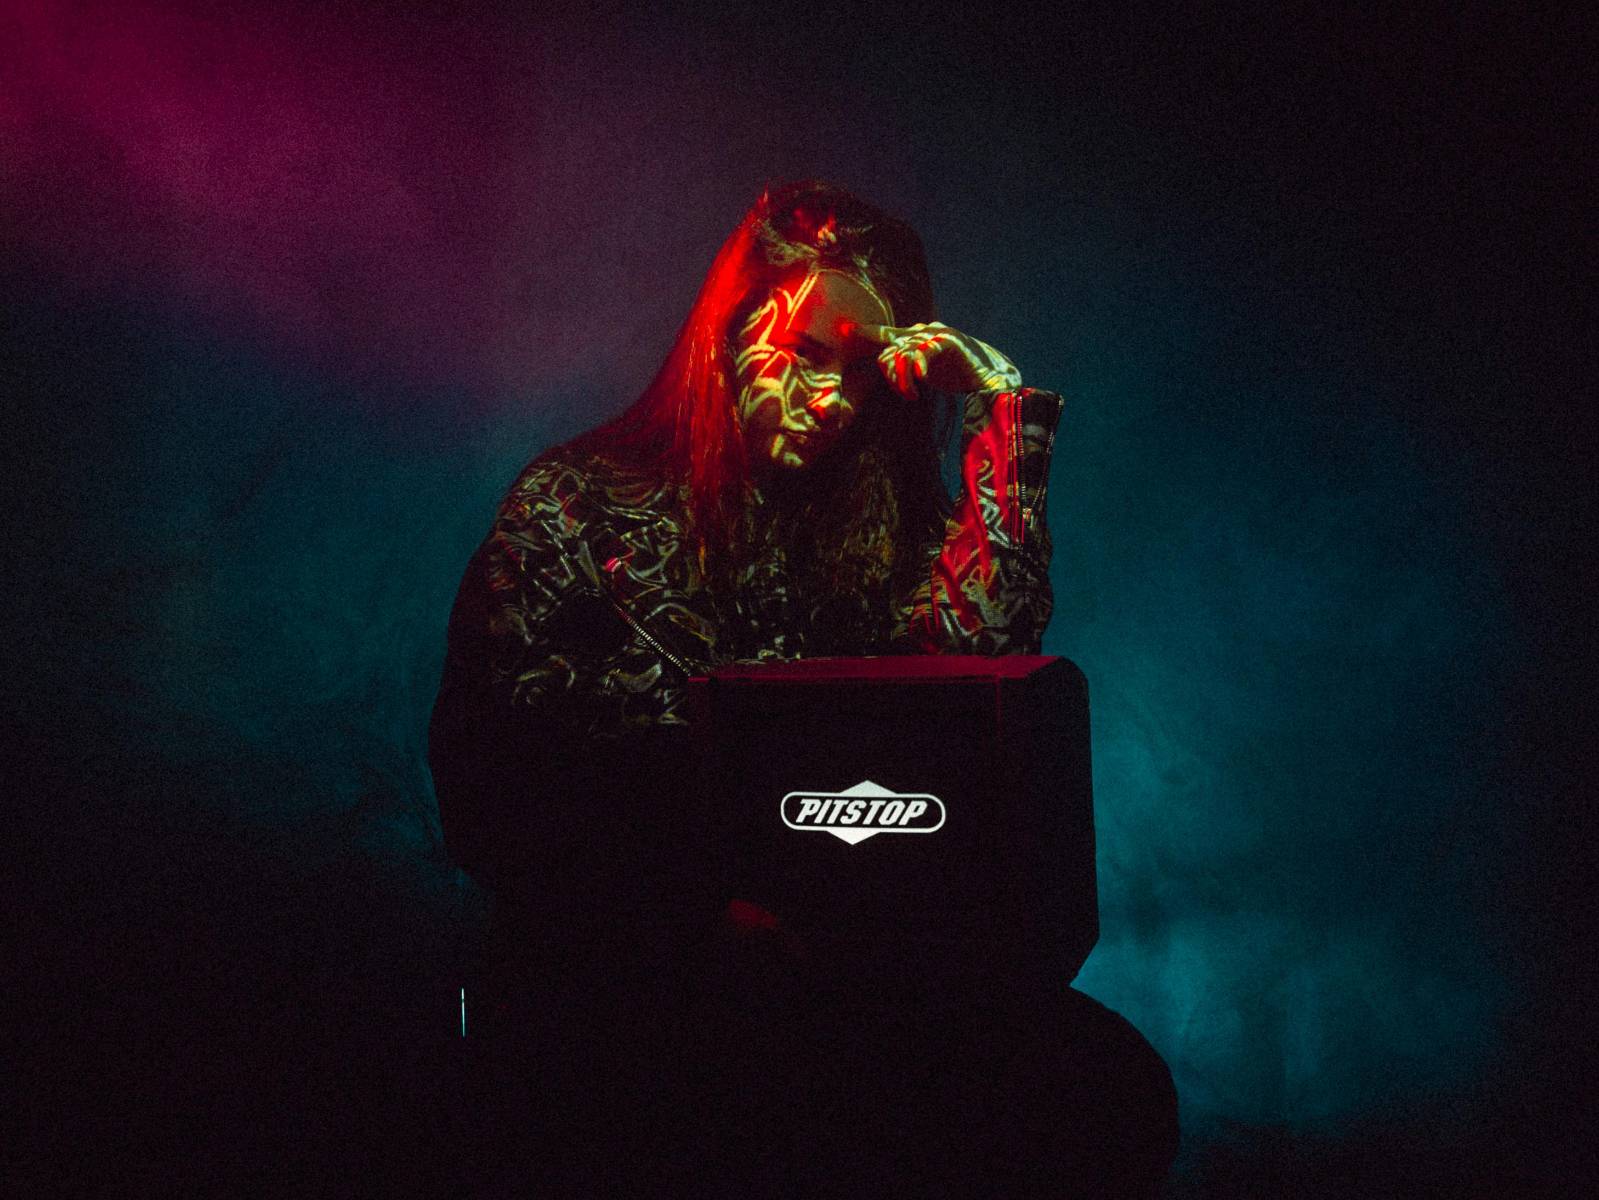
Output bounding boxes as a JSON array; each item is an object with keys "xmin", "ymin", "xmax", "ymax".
[{"xmin": 565, "ymin": 182, "xmax": 943, "ymax": 590}]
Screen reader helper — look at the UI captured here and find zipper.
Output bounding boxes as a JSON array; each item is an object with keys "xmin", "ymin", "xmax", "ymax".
[
  {"xmin": 605, "ymin": 593, "xmax": 695, "ymax": 679},
  {"xmin": 589, "ymin": 536, "xmax": 697, "ymax": 680},
  {"xmin": 1010, "ymin": 387, "xmax": 1057, "ymax": 549},
  {"xmin": 1005, "ymin": 388, "xmax": 1027, "ymax": 546}
]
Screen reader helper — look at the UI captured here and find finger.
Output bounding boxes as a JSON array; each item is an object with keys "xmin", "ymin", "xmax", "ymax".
[
  {"xmin": 912, "ymin": 348, "xmax": 930, "ymax": 380},
  {"xmin": 877, "ymin": 345, "xmax": 915, "ymax": 399},
  {"xmin": 846, "ymin": 322, "xmax": 900, "ymax": 346}
]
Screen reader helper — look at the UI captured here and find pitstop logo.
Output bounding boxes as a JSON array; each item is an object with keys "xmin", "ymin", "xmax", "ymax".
[{"xmin": 781, "ymin": 780, "xmax": 946, "ymax": 845}]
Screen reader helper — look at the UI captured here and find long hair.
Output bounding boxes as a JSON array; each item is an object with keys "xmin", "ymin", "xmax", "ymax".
[{"xmin": 567, "ymin": 181, "xmax": 953, "ymax": 604}]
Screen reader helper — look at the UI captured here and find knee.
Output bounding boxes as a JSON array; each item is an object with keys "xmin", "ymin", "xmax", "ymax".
[{"xmin": 1043, "ymin": 988, "xmax": 1180, "ymax": 1185}]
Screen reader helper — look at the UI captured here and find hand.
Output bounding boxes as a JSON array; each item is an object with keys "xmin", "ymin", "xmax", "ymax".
[{"xmin": 849, "ymin": 321, "xmax": 1023, "ymax": 399}]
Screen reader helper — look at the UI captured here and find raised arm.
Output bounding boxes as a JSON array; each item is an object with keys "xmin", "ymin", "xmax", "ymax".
[
  {"xmin": 895, "ymin": 385, "xmax": 1063, "ymax": 653},
  {"xmin": 850, "ymin": 322, "xmax": 1063, "ymax": 654}
]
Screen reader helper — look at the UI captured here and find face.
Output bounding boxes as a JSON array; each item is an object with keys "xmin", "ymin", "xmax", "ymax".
[{"xmin": 732, "ymin": 265, "xmax": 893, "ymax": 474}]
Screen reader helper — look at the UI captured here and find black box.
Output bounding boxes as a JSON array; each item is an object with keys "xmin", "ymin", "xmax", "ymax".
[{"xmin": 687, "ymin": 655, "xmax": 1097, "ymax": 995}]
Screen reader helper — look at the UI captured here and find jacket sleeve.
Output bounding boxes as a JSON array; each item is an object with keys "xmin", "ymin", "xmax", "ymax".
[
  {"xmin": 479, "ymin": 464, "xmax": 630, "ymax": 715},
  {"xmin": 429, "ymin": 460, "xmax": 622, "ymax": 876},
  {"xmin": 890, "ymin": 387, "xmax": 1065, "ymax": 655},
  {"xmin": 429, "ymin": 456, "xmax": 706, "ymax": 935}
]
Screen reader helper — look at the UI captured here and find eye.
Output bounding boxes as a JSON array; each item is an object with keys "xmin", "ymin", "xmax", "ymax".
[
  {"xmin": 792, "ymin": 336, "xmax": 842, "ymax": 369},
  {"xmin": 750, "ymin": 345, "xmax": 792, "ymax": 368}
]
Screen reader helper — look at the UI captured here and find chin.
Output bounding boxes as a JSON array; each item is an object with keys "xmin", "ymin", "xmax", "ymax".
[{"xmin": 779, "ymin": 446, "xmax": 825, "ymax": 470}]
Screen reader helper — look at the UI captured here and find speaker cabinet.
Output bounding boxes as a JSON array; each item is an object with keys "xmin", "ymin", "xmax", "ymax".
[{"xmin": 688, "ymin": 655, "xmax": 1097, "ymax": 994}]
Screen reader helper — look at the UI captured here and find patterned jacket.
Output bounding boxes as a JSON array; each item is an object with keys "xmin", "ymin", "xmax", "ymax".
[{"xmin": 430, "ymin": 387, "xmax": 1063, "ymax": 885}]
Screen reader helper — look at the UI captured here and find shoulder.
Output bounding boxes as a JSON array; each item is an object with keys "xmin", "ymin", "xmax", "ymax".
[
  {"xmin": 498, "ymin": 445, "xmax": 597, "ymax": 526},
  {"xmin": 496, "ymin": 442, "xmax": 681, "ymax": 539}
]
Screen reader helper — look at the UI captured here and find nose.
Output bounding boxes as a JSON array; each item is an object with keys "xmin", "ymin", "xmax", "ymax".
[{"xmin": 807, "ymin": 385, "xmax": 845, "ymax": 426}]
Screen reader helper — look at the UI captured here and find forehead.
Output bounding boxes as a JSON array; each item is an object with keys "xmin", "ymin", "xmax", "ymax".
[{"xmin": 772, "ymin": 267, "xmax": 892, "ymax": 339}]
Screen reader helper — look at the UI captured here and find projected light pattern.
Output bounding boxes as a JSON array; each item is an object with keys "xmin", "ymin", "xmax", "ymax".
[{"xmin": 5, "ymin": 0, "xmax": 1521, "ymax": 1174}]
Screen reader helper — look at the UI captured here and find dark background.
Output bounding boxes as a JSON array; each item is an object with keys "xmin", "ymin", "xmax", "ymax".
[{"xmin": 6, "ymin": 1, "xmax": 1591, "ymax": 1194}]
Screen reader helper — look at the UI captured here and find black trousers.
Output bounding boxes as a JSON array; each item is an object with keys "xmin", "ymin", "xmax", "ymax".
[{"xmin": 457, "ymin": 915, "xmax": 1178, "ymax": 1198}]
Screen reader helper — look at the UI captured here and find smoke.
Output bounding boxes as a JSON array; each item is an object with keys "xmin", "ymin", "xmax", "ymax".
[
  {"xmin": 1054, "ymin": 301, "xmax": 1514, "ymax": 1132},
  {"xmin": 2, "ymin": 0, "xmax": 528, "ymax": 387},
  {"xmin": 5, "ymin": 0, "xmax": 1535, "ymax": 1177}
]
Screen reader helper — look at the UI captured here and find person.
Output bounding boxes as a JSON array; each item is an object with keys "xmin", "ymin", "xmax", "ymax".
[{"xmin": 429, "ymin": 181, "xmax": 1176, "ymax": 1194}]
